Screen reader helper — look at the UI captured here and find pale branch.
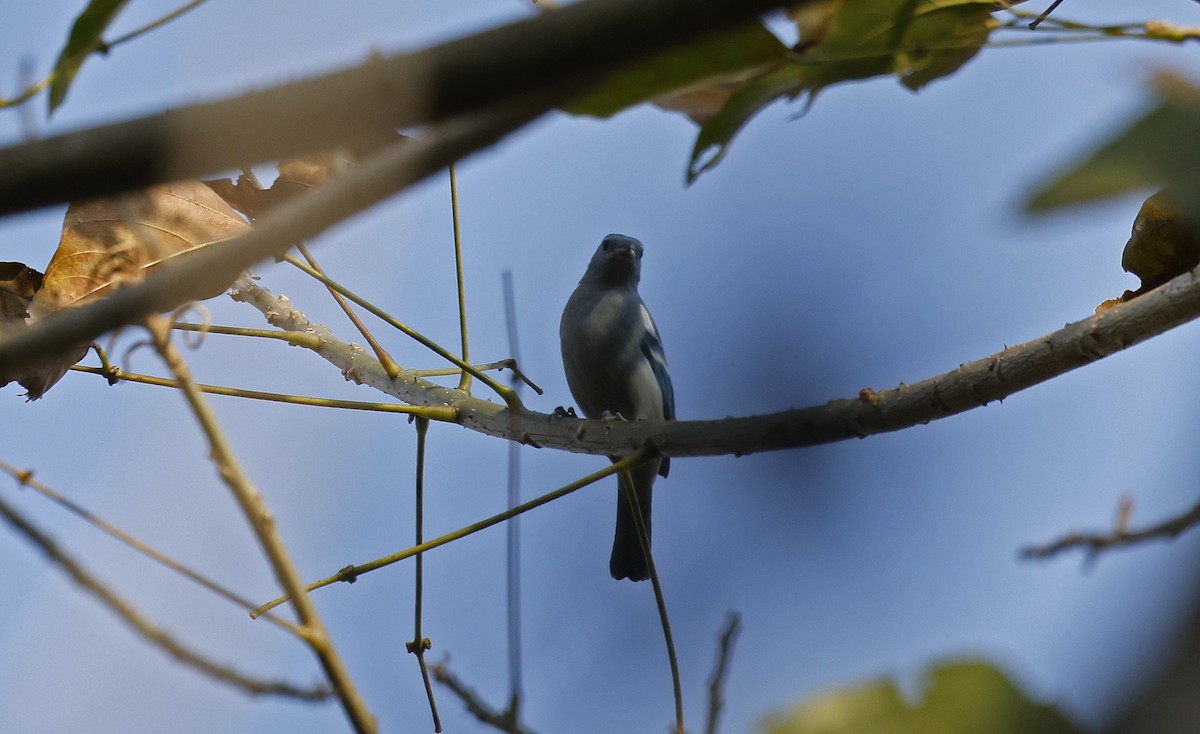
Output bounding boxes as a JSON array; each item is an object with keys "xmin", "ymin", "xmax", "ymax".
[
  {"xmin": 232, "ymin": 263, "xmax": 1200, "ymax": 460},
  {"xmin": 431, "ymin": 661, "xmax": 539, "ymax": 734},
  {"xmin": 0, "ymin": 490, "xmax": 330, "ymax": 701},
  {"xmin": 145, "ymin": 316, "xmax": 376, "ymax": 733},
  {"xmin": 705, "ymin": 613, "xmax": 742, "ymax": 734},
  {"xmin": 0, "ymin": 0, "xmax": 803, "ymax": 217},
  {"xmin": 0, "ymin": 96, "xmax": 546, "ymax": 379},
  {"xmin": 1021, "ymin": 497, "xmax": 1200, "ymax": 561}
]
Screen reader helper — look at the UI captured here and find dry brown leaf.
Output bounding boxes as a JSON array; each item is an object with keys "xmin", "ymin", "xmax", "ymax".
[
  {"xmin": 0, "ymin": 262, "xmax": 43, "ymax": 329},
  {"xmin": 206, "ymin": 134, "xmax": 406, "ymax": 220},
  {"xmin": 12, "ymin": 180, "xmax": 250, "ymax": 399}
]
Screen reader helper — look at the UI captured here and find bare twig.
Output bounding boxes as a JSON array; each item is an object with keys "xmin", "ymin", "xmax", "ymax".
[
  {"xmin": 0, "ymin": 458, "xmax": 302, "ymax": 635},
  {"xmin": 431, "ymin": 661, "xmax": 539, "ymax": 734},
  {"xmin": 1028, "ymin": 0, "xmax": 1066, "ymax": 30},
  {"xmin": 621, "ymin": 471, "xmax": 684, "ymax": 734},
  {"xmin": 705, "ymin": 613, "xmax": 742, "ymax": 734},
  {"xmin": 70, "ymin": 364, "xmax": 456, "ymax": 418},
  {"xmin": 144, "ymin": 315, "xmax": 377, "ymax": 733},
  {"xmin": 0, "ymin": 490, "xmax": 330, "ymax": 701},
  {"xmin": 407, "ymin": 417, "xmax": 443, "ymax": 732},
  {"xmin": 449, "ymin": 165, "xmax": 472, "ymax": 393},
  {"xmin": 1022, "ymin": 496, "xmax": 1200, "ymax": 562},
  {"xmin": 295, "ymin": 242, "xmax": 402, "ymax": 378}
]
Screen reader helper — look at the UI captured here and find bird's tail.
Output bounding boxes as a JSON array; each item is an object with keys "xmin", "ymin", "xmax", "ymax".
[{"xmin": 609, "ymin": 463, "xmax": 654, "ymax": 582}]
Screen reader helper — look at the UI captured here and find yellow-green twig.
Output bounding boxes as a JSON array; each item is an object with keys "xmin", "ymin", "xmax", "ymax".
[
  {"xmin": 71, "ymin": 364, "xmax": 458, "ymax": 420},
  {"xmin": 172, "ymin": 321, "xmax": 323, "ymax": 348},
  {"xmin": 621, "ymin": 470, "xmax": 684, "ymax": 734},
  {"xmin": 280, "ymin": 254, "xmax": 522, "ymax": 410},
  {"xmin": 407, "ymin": 418, "xmax": 443, "ymax": 731},
  {"xmin": 449, "ymin": 165, "xmax": 472, "ymax": 393},
  {"xmin": 253, "ymin": 448, "xmax": 654, "ymax": 617},
  {"xmin": 296, "ymin": 242, "xmax": 403, "ymax": 378}
]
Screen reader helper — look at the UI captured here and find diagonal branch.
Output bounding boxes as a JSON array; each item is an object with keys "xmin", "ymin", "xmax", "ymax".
[
  {"xmin": 0, "ymin": 0, "xmax": 803, "ymax": 217},
  {"xmin": 230, "ymin": 264, "xmax": 1200, "ymax": 460},
  {"xmin": 0, "ymin": 97, "xmax": 546, "ymax": 379}
]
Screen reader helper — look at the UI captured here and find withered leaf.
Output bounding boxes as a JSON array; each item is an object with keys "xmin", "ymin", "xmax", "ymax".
[
  {"xmin": 0, "ymin": 263, "xmax": 43, "ymax": 328},
  {"xmin": 12, "ymin": 180, "xmax": 250, "ymax": 399},
  {"xmin": 205, "ymin": 133, "xmax": 407, "ymax": 220}
]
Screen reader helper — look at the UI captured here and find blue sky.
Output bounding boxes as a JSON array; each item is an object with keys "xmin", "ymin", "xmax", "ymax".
[{"xmin": 3, "ymin": 1, "xmax": 1200, "ymax": 732}]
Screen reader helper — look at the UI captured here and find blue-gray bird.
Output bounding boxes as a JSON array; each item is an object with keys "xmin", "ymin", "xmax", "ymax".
[{"xmin": 560, "ymin": 234, "xmax": 675, "ymax": 581}]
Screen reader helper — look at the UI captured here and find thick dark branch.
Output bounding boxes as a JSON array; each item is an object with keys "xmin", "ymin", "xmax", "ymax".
[
  {"xmin": 230, "ymin": 263, "xmax": 1200, "ymax": 459},
  {"xmin": 0, "ymin": 0, "xmax": 801, "ymax": 217},
  {"xmin": 0, "ymin": 98, "xmax": 544, "ymax": 377}
]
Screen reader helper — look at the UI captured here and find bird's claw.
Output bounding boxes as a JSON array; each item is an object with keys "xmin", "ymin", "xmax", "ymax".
[
  {"xmin": 553, "ymin": 405, "xmax": 578, "ymax": 418},
  {"xmin": 600, "ymin": 410, "xmax": 628, "ymax": 423}
]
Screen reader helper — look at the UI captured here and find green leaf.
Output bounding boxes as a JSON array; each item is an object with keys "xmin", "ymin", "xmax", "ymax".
[
  {"xmin": 48, "ymin": 0, "xmax": 130, "ymax": 116},
  {"xmin": 688, "ymin": 0, "xmax": 998, "ymax": 182},
  {"xmin": 761, "ymin": 660, "xmax": 1082, "ymax": 734},
  {"xmin": 567, "ymin": 24, "xmax": 787, "ymax": 120},
  {"xmin": 1026, "ymin": 77, "xmax": 1200, "ymax": 213}
]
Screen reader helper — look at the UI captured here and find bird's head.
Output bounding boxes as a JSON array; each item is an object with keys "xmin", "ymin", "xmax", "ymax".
[{"xmin": 582, "ymin": 233, "xmax": 644, "ymax": 286}]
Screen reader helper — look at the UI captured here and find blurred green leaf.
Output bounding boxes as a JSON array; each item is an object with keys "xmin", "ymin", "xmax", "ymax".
[
  {"xmin": 568, "ymin": 24, "xmax": 787, "ymax": 121},
  {"xmin": 760, "ymin": 660, "xmax": 1081, "ymax": 734},
  {"xmin": 688, "ymin": 0, "xmax": 998, "ymax": 182},
  {"xmin": 48, "ymin": 0, "xmax": 130, "ymax": 115},
  {"xmin": 1027, "ymin": 76, "xmax": 1200, "ymax": 213}
]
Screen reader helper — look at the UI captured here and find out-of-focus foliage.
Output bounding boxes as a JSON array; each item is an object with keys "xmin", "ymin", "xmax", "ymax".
[
  {"xmin": 1028, "ymin": 75, "xmax": 1200, "ymax": 214},
  {"xmin": 760, "ymin": 660, "xmax": 1081, "ymax": 734},
  {"xmin": 48, "ymin": 0, "xmax": 130, "ymax": 114}
]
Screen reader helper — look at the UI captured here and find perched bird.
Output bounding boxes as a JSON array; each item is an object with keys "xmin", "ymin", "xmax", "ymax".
[{"xmin": 560, "ymin": 234, "xmax": 675, "ymax": 581}]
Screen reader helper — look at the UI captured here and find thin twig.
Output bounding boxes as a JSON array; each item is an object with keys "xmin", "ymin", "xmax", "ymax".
[
  {"xmin": 0, "ymin": 490, "xmax": 330, "ymax": 701},
  {"xmin": 252, "ymin": 449, "xmax": 654, "ymax": 617},
  {"xmin": 144, "ymin": 315, "xmax": 377, "ymax": 733},
  {"xmin": 407, "ymin": 417, "xmax": 443, "ymax": 732},
  {"xmin": 280, "ymin": 253, "xmax": 521, "ymax": 410},
  {"xmin": 296, "ymin": 243, "xmax": 402, "ymax": 378},
  {"xmin": 0, "ymin": 458, "xmax": 301, "ymax": 635},
  {"xmin": 70, "ymin": 364, "xmax": 457, "ymax": 418},
  {"xmin": 1021, "ymin": 497, "xmax": 1200, "ymax": 562},
  {"xmin": 621, "ymin": 471, "xmax": 684, "ymax": 734},
  {"xmin": 431, "ymin": 661, "xmax": 539, "ymax": 734},
  {"xmin": 705, "ymin": 613, "xmax": 742, "ymax": 734},
  {"xmin": 502, "ymin": 269, "xmax": 525, "ymax": 710},
  {"xmin": 449, "ymin": 165, "xmax": 472, "ymax": 392},
  {"xmin": 1028, "ymin": 0, "xmax": 1066, "ymax": 30}
]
